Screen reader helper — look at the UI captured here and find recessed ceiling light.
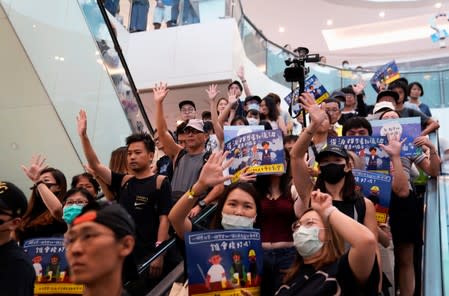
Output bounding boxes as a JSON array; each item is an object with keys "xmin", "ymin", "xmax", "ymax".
[
  {"xmin": 279, "ymin": 26, "xmax": 285, "ymax": 33},
  {"xmin": 379, "ymin": 11, "xmax": 385, "ymax": 18},
  {"xmin": 327, "ymin": 19, "xmax": 333, "ymax": 26},
  {"xmin": 435, "ymin": 2, "xmax": 442, "ymax": 8}
]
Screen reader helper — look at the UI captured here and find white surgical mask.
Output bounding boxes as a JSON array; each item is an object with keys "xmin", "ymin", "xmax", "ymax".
[
  {"xmin": 221, "ymin": 213, "xmax": 255, "ymax": 229},
  {"xmin": 293, "ymin": 226, "xmax": 323, "ymax": 258},
  {"xmin": 247, "ymin": 118, "xmax": 259, "ymax": 126}
]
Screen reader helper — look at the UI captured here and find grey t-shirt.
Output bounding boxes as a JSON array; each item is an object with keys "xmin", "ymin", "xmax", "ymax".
[
  {"xmin": 171, "ymin": 150, "xmax": 207, "ymax": 201},
  {"xmin": 400, "ymin": 153, "xmax": 427, "ymax": 190}
]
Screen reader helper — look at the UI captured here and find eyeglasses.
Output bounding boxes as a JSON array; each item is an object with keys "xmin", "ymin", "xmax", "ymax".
[
  {"xmin": 181, "ymin": 108, "xmax": 195, "ymax": 114},
  {"xmin": 184, "ymin": 128, "xmax": 201, "ymax": 135},
  {"xmin": 291, "ymin": 218, "xmax": 320, "ymax": 231},
  {"xmin": 65, "ymin": 200, "xmax": 88, "ymax": 206},
  {"xmin": 64, "ymin": 231, "xmax": 115, "ymax": 249}
]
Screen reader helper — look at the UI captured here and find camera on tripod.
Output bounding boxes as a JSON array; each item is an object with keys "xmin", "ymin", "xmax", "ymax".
[{"xmin": 283, "ymin": 47, "xmax": 320, "ymax": 119}]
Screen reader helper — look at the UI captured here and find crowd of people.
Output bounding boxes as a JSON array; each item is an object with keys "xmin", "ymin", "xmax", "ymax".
[{"xmin": 1, "ymin": 71, "xmax": 447, "ymax": 296}]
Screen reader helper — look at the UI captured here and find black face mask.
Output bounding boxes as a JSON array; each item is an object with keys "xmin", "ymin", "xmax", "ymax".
[{"xmin": 319, "ymin": 163, "xmax": 347, "ymax": 184}]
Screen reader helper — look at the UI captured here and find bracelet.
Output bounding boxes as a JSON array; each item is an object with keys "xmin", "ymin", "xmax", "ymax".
[
  {"xmin": 323, "ymin": 206, "xmax": 337, "ymax": 222},
  {"xmin": 241, "ymin": 79, "xmax": 247, "ymax": 83},
  {"xmin": 187, "ymin": 187, "xmax": 197, "ymax": 200},
  {"xmin": 34, "ymin": 181, "xmax": 45, "ymax": 188}
]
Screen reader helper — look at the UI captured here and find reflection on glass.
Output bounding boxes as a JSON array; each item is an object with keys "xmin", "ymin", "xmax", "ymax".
[{"xmin": 78, "ymin": 0, "xmax": 149, "ymax": 134}]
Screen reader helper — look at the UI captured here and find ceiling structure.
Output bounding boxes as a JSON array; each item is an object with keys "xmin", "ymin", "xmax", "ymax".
[{"xmin": 240, "ymin": 0, "xmax": 449, "ymax": 68}]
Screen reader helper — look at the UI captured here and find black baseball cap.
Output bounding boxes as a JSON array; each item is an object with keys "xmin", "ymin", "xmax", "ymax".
[
  {"xmin": 178, "ymin": 100, "xmax": 196, "ymax": 110},
  {"xmin": 376, "ymin": 90, "xmax": 399, "ymax": 103},
  {"xmin": 316, "ymin": 145, "xmax": 349, "ymax": 163},
  {"xmin": 329, "ymin": 90, "xmax": 346, "ymax": 101},
  {"xmin": 0, "ymin": 181, "xmax": 28, "ymax": 217}
]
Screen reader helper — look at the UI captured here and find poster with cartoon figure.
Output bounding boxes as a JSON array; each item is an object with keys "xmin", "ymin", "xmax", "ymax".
[
  {"xmin": 370, "ymin": 117, "xmax": 422, "ymax": 157},
  {"xmin": 185, "ymin": 229, "xmax": 263, "ymax": 296},
  {"xmin": 224, "ymin": 129, "xmax": 285, "ymax": 182},
  {"xmin": 370, "ymin": 61, "xmax": 400, "ymax": 92},
  {"xmin": 353, "ymin": 169, "xmax": 392, "ymax": 223},
  {"xmin": 23, "ymin": 238, "xmax": 84, "ymax": 295},
  {"xmin": 283, "ymin": 74, "xmax": 330, "ymax": 107},
  {"xmin": 327, "ymin": 136, "xmax": 390, "ymax": 172}
]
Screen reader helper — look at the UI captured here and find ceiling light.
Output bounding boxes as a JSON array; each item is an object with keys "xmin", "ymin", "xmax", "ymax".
[
  {"xmin": 279, "ymin": 26, "xmax": 285, "ymax": 33},
  {"xmin": 379, "ymin": 11, "xmax": 385, "ymax": 18},
  {"xmin": 435, "ymin": 2, "xmax": 442, "ymax": 8},
  {"xmin": 327, "ymin": 19, "xmax": 333, "ymax": 26}
]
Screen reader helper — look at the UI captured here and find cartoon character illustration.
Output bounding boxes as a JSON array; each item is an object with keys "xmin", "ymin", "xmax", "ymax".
[
  {"xmin": 368, "ymin": 186, "xmax": 380, "ymax": 206},
  {"xmin": 229, "ymin": 251, "xmax": 246, "ymax": 287},
  {"xmin": 260, "ymin": 141, "xmax": 273, "ymax": 165},
  {"xmin": 32, "ymin": 255, "xmax": 43, "ymax": 280},
  {"xmin": 367, "ymin": 147, "xmax": 380, "ymax": 171},
  {"xmin": 205, "ymin": 251, "xmax": 227, "ymax": 290},
  {"xmin": 45, "ymin": 254, "xmax": 61, "ymax": 282},
  {"xmin": 246, "ymin": 249, "xmax": 260, "ymax": 286}
]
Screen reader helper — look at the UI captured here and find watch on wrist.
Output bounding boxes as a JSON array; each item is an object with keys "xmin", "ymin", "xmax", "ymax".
[{"xmin": 198, "ymin": 199, "xmax": 207, "ymax": 209}]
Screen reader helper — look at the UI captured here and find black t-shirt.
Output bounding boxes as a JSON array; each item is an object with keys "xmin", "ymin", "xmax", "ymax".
[
  {"xmin": 0, "ymin": 240, "xmax": 35, "ymax": 296},
  {"xmin": 275, "ymin": 253, "xmax": 379, "ymax": 296},
  {"xmin": 110, "ymin": 173, "xmax": 172, "ymax": 261}
]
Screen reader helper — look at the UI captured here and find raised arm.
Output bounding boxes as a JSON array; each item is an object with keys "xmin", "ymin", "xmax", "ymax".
[
  {"xmin": 217, "ymin": 90, "xmax": 238, "ymax": 128},
  {"xmin": 153, "ymin": 82, "xmax": 183, "ymax": 161},
  {"xmin": 379, "ymin": 139, "xmax": 410, "ymax": 198},
  {"xmin": 237, "ymin": 65, "xmax": 252, "ymax": 97},
  {"xmin": 312, "ymin": 191, "xmax": 377, "ymax": 285},
  {"xmin": 414, "ymin": 136, "xmax": 441, "ymax": 176},
  {"xmin": 207, "ymin": 84, "xmax": 224, "ymax": 149},
  {"xmin": 290, "ymin": 93, "xmax": 326, "ymax": 206},
  {"xmin": 77, "ymin": 110, "xmax": 112, "ymax": 185},
  {"xmin": 168, "ymin": 152, "xmax": 232, "ymax": 239},
  {"xmin": 21, "ymin": 155, "xmax": 63, "ymax": 219}
]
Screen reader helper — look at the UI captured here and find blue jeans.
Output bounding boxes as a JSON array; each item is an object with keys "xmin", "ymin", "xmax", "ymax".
[
  {"xmin": 262, "ymin": 247, "xmax": 297, "ymax": 296},
  {"xmin": 130, "ymin": 1, "xmax": 149, "ymax": 32}
]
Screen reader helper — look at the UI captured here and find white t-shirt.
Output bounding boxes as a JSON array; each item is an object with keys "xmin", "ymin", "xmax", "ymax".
[{"xmin": 207, "ymin": 264, "xmax": 225, "ymax": 282}]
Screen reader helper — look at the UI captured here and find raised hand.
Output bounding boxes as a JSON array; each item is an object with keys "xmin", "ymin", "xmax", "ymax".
[
  {"xmin": 21, "ymin": 155, "xmax": 47, "ymax": 183},
  {"xmin": 153, "ymin": 82, "xmax": 169, "ymax": 103},
  {"xmin": 238, "ymin": 167, "xmax": 256, "ymax": 183},
  {"xmin": 197, "ymin": 151, "xmax": 233, "ymax": 188},
  {"xmin": 206, "ymin": 84, "xmax": 220, "ymax": 101},
  {"xmin": 379, "ymin": 138, "xmax": 405, "ymax": 158},
  {"xmin": 77, "ymin": 109, "xmax": 87, "ymax": 137},
  {"xmin": 352, "ymin": 81, "xmax": 366, "ymax": 95},
  {"xmin": 310, "ymin": 190, "xmax": 333, "ymax": 215},
  {"xmin": 236, "ymin": 65, "xmax": 245, "ymax": 80},
  {"xmin": 298, "ymin": 92, "xmax": 327, "ymax": 125},
  {"xmin": 227, "ymin": 88, "xmax": 238, "ymax": 105}
]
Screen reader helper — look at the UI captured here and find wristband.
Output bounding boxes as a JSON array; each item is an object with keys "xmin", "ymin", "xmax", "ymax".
[
  {"xmin": 323, "ymin": 206, "xmax": 337, "ymax": 222},
  {"xmin": 32, "ymin": 181, "xmax": 45, "ymax": 189},
  {"xmin": 241, "ymin": 80, "xmax": 247, "ymax": 83},
  {"xmin": 187, "ymin": 187, "xmax": 197, "ymax": 200}
]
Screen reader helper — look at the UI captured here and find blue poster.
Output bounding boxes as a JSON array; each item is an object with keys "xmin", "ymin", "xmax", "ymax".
[
  {"xmin": 185, "ymin": 229, "xmax": 263, "ymax": 296},
  {"xmin": 224, "ymin": 129, "xmax": 285, "ymax": 182},
  {"xmin": 353, "ymin": 169, "xmax": 392, "ymax": 224},
  {"xmin": 283, "ymin": 74, "xmax": 329, "ymax": 107},
  {"xmin": 23, "ymin": 238, "xmax": 84, "ymax": 295},
  {"xmin": 224, "ymin": 125, "xmax": 265, "ymax": 143},
  {"xmin": 327, "ymin": 136, "xmax": 390, "ymax": 172},
  {"xmin": 370, "ymin": 117, "xmax": 422, "ymax": 157},
  {"xmin": 370, "ymin": 61, "xmax": 400, "ymax": 92}
]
